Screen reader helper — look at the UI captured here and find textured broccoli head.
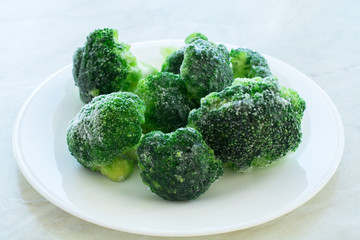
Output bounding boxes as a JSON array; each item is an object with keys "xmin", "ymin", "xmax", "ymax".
[
  {"xmin": 66, "ymin": 92, "xmax": 146, "ymax": 181},
  {"xmin": 137, "ymin": 127, "xmax": 223, "ymax": 201},
  {"xmin": 188, "ymin": 77, "xmax": 306, "ymax": 172},
  {"xmin": 72, "ymin": 28, "xmax": 157, "ymax": 103},
  {"xmin": 161, "ymin": 32, "xmax": 218, "ymax": 78},
  {"xmin": 230, "ymin": 48, "xmax": 272, "ymax": 79},
  {"xmin": 180, "ymin": 39, "xmax": 233, "ymax": 103},
  {"xmin": 135, "ymin": 72, "xmax": 196, "ymax": 133},
  {"xmin": 184, "ymin": 32, "xmax": 208, "ymax": 44},
  {"xmin": 161, "ymin": 47, "xmax": 184, "ymax": 74}
]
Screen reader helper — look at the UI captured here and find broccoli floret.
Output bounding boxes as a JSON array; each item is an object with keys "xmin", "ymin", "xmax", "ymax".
[
  {"xmin": 230, "ymin": 48, "xmax": 272, "ymax": 79},
  {"xmin": 72, "ymin": 28, "xmax": 157, "ymax": 103},
  {"xmin": 66, "ymin": 92, "xmax": 146, "ymax": 181},
  {"xmin": 161, "ymin": 47, "xmax": 184, "ymax": 74},
  {"xmin": 180, "ymin": 39, "xmax": 233, "ymax": 102},
  {"xmin": 137, "ymin": 127, "xmax": 223, "ymax": 201},
  {"xmin": 184, "ymin": 32, "xmax": 208, "ymax": 44},
  {"xmin": 161, "ymin": 32, "xmax": 209, "ymax": 75},
  {"xmin": 188, "ymin": 77, "xmax": 306, "ymax": 172},
  {"xmin": 135, "ymin": 72, "xmax": 196, "ymax": 133}
]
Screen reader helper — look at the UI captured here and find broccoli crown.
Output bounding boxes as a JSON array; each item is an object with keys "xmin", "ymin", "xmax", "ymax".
[
  {"xmin": 161, "ymin": 33, "xmax": 208, "ymax": 74},
  {"xmin": 230, "ymin": 48, "xmax": 272, "ymax": 79},
  {"xmin": 66, "ymin": 92, "xmax": 146, "ymax": 181},
  {"xmin": 137, "ymin": 127, "xmax": 223, "ymax": 201},
  {"xmin": 188, "ymin": 77, "xmax": 306, "ymax": 171},
  {"xmin": 161, "ymin": 47, "xmax": 184, "ymax": 74},
  {"xmin": 184, "ymin": 32, "xmax": 209, "ymax": 44},
  {"xmin": 135, "ymin": 72, "xmax": 196, "ymax": 133},
  {"xmin": 72, "ymin": 28, "xmax": 156, "ymax": 103},
  {"xmin": 180, "ymin": 39, "xmax": 233, "ymax": 102}
]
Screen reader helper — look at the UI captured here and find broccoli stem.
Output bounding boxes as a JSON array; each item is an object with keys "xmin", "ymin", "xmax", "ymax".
[{"xmin": 100, "ymin": 156, "xmax": 134, "ymax": 182}]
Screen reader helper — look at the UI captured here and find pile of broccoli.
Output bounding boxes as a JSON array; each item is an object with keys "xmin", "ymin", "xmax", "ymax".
[{"xmin": 67, "ymin": 28, "xmax": 306, "ymax": 201}]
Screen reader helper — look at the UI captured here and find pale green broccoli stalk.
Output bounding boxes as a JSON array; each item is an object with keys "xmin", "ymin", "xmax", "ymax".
[
  {"xmin": 135, "ymin": 72, "xmax": 197, "ymax": 133},
  {"xmin": 180, "ymin": 39, "xmax": 233, "ymax": 103},
  {"xmin": 72, "ymin": 28, "xmax": 157, "ymax": 103},
  {"xmin": 137, "ymin": 127, "xmax": 223, "ymax": 201},
  {"xmin": 230, "ymin": 48, "xmax": 272, "ymax": 79},
  {"xmin": 188, "ymin": 77, "xmax": 306, "ymax": 172},
  {"xmin": 66, "ymin": 92, "xmax": 145, "ymax": 181}
]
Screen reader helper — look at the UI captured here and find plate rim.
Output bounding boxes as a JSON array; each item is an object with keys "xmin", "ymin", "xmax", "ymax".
[{"xmin": 12, "ymin": 40, "xmax": 345, "ymax": 237}]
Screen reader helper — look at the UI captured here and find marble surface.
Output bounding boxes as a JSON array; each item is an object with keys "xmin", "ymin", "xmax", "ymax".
[{"xmin": 1, "ymin": 0, "xmax": 359, "ymax": 239}]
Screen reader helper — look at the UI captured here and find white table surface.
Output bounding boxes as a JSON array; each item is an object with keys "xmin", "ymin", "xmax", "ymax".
[{"xmin": 1, "ymin": 0, "xmax": 359, "ymax": 239}]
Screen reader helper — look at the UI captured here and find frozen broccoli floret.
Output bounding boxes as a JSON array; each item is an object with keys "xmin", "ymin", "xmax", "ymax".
[
  {"xmin": 137, "ymin": 127, "xmax": 223, "ymax": 201},
  {"xmin": 135, "ymin": 72, "xmax": 196, "ymax": 133},
  {"xmin": 161, "ymin": 47, "xmax": 184, "ymax": 74},
  {"xmin": 184, "ymin": 32, "xmax": 208, "ymax": 44},
  {"xmin": 161, "ymin": 32, "xmax": 209, "ymax": 75},
  {"xmin": 72, "ymin": 28, "xmax": 157, "ymax": 103},
  {"xmin": 230, "ymin": 48, "xmax": 272, "ymax": 79},
  {"xmin": 188, "ymin": 77, "xmax": 306, "ymax": 172},
  {"xmin": 180, "ymin": 39, "xmax": 233, "ymax": 102},
  {"xmin": 66, "ymin": 92, "xmax": 145, "ymax": 181}
]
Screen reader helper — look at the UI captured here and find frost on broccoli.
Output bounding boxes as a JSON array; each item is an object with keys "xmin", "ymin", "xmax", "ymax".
[
  {"xmin": 188, "ymin": 77, "xmax": 306, "ymax": 172},
  {"xmin": 72, "ymin": 28, "xmax": 157, "ymax": 103},
  {"xmin": 180, "ymin": 39, "xmax": 233, "ymax": 102},
  {"xmin": 184, "ymin": 32, "xmax": 208, "ymax": 44},
  {"xmin": 161, "ymin": 47, "xmax": 185, "ymax": 74},
  {"xmin": 230, "ymin": 48, "xmax": 272, "ymax": 79},
  {"xmin": 161, "ymin": 33, "xmax": 233, "ymax": 99},
  {"xmin": 135, "ymin": 72, "xmax": 196, "ymax": 133},
  {"xmin": 137, "ymin": 127, "xmax": 223, "ymax": 201},
  {"xmin": 160, "ymin": 32, "xmax": 208, "ymax": 74},
  {"xmin": 66, "ymin": 92, "xmax": 145, "ymax": 181}
]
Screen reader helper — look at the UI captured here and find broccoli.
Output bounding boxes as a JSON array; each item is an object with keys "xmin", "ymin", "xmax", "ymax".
[
  {"xmin": 72, "ymin": 28, "xmax": 157, "ymax": 103},
  {"xmin": 160, "ymin": 32, "xmax": 211, "ymax": 75},
  {"xmin": 188, "ymin": 77, "xmax": 306, "ymax": 172},
  {"xmin": 66, "ymin": 92, "xmax": 146, "ymax": 181},
  {"xmin": 135, "ymin": 72, "xmax": 196, "ymax": 133},
  {"xmin": 137, "ymin": 127, "xmax": 223, "ymax": 201},
  {"xmin": 184, "ymin": 32, "xmax": 209, "ymax": 44},
  {"xmin": 161, "ymin": 47, "xmax": 184, "ymax": 74},
  {"xmin": 230, "ymin": 48, "xmax": 272, "ymax": 79},
  {"xmin": 180, "ymin": 39, "xmax": 233, "ymax": 103}
]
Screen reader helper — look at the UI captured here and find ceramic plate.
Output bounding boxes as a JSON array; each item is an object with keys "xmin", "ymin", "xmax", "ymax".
[{"xmin": 13, "ymin": 40, "xmax": 344, "ymax": 236}]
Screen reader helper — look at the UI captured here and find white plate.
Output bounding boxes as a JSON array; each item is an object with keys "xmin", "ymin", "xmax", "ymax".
[{"xmin": 13, "ymin": 40, "xmax": 344, "ymax": 237}]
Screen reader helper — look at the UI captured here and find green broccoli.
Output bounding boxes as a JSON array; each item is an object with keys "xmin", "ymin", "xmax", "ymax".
[
  {"xmin": 180, "ymin": 39, "xmax": 233, "ymax": 103},
  {"xmin": 137, "ymin": 127, "xmax": 223, "ymax": 201},
  {"xmin": 161, "ymin": 32, "xmax": 209, "ymax": 75},
  {"xmin": 188, "ymin": 77, "xmax": 306, "ymax": 172},
  {"xmin": 66, "ymin": 92, "xmax": 146, "ymax": 181},
  {"xmin": 161, "ymin": 47, "xmax": 184, "ymax": 74},
  {"xmin": 135, "ymin": 72, "xmax": 196, "ymax": 133},
  {"xmin": 72, "ymin": 28, "xmax": 157, "ymax": 103},
  {"xmin": 230, "ymin": 48, "xmax": 272, "ymax": 79},
  {"xmin": 184, "ymin": 32, "xmax": 209, "ymax": 44}
]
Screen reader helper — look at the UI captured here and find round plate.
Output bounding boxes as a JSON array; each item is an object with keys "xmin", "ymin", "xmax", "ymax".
[{"xmin": 13, "ymin": 40, "xmax": 344, "ymax": 236}]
